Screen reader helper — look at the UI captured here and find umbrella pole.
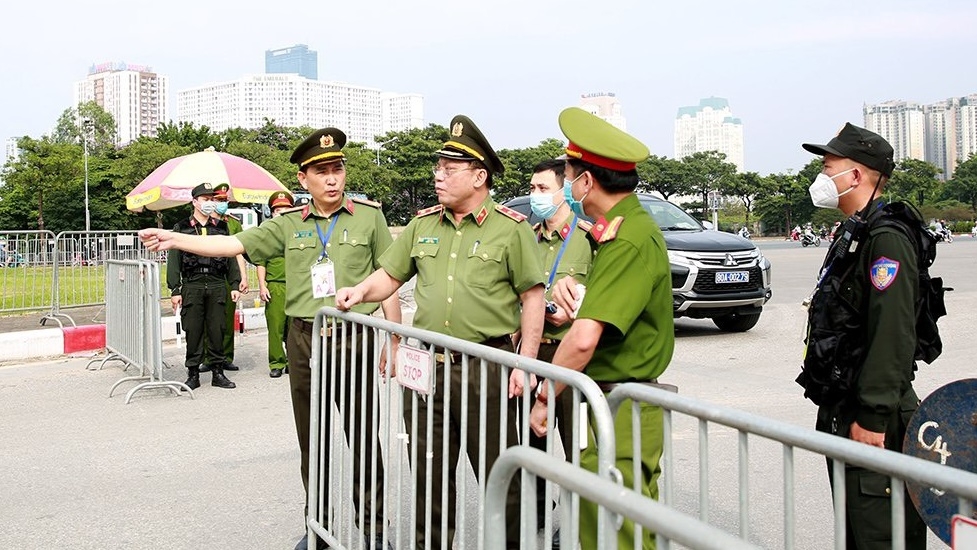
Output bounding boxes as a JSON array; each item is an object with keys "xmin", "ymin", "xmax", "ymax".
[{"xmin": 156, "ymin": 211, "xmax": 163, "ymax": 229}]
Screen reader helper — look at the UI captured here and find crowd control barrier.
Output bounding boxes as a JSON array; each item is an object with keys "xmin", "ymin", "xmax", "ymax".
[
  {"xmin": 485, "ymin": 446, "xmax": 762, "ymax": 550},
  {"xmin": 307, "ymin": 307, "xmax": 619, "ymax": 550},
  {"xmin": 0, "ymin": 230, "xmax": 58, "ymax": 315},
  {"xmin": 606, "ymin": 383, "xmax": 977, "ymax": 550},
  {"xmin": 88, "ymin": 259, "xmax": 193, "ymax": 403}
]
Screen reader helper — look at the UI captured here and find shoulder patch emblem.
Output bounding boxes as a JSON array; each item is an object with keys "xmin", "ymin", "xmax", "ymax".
[
  {"xmin": 870, "ymin": 256, "xmax": 900, "ymax": 291},
  {"xmin": 416, "ymin": 204, "xmax": 444, "ymax": 217},
  {"xmin": 590, "ymin": 216, "xmax": 624, "ymax": 243},
  {"xmin": 494, "ymin": 204, "xmax": 527, "ymax": 222},
  {"xmin": 350, "ymin": 196, "xmax": 381, "ymax": 208}
]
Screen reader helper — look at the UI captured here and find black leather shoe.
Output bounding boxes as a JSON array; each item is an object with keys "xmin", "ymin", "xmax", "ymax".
[
  {"xmin": 223, "ymin": 362, "xmax": 240, "ymax": 371},
  {"xmin": 270, "ymin": 368, "xmax": 283, "ymax": 378},
  {"xmin": 184, "ymin": 374, "xmax": 200, "ymax": 390},
  {"xmin": 198, "ymin": 364, "xmax": 212, "ymax": 373},
  {"xmin": 212, "ymin": 371, "xmax": 236, "ymax": 389}
]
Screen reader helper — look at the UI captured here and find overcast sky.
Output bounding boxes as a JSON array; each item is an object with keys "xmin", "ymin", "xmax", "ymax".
[{"xmin": 3, "ymin": 0, "xmax": 976, "ymax": 175}]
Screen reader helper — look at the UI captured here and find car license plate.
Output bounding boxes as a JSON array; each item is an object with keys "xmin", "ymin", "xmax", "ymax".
[{"xmin": 715, "ymin": 271, "xmax": 749, "ymax": 284}]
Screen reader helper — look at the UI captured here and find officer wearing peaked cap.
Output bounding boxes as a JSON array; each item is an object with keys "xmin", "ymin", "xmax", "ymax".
[
  {"xmin": 335, "ymin": 114, "xmax": 545, "ymax": 550},
  {"xmin": 167, "ymin": 182, "xmax": 242, "ymax": 390},
  {"xmin": 798, "ymin": 122, "xmax": 927, "ymax": 550},
  {"xmin": 204, "ymin": 182, "xmax": 247, "ymax": 373},
  {"xmin": 139, "ymin": 127, "xmax": 400, "ymax": 550},
  {"xmin": 257, "ymin": 191, "xmax": 295, "ymax": 378},
  {"xmin": 530, "ymin": 107, "xmax": 674, "ymax": 550}
]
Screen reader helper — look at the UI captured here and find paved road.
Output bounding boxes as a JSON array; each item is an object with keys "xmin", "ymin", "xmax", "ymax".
[{"xmin": 0, "ymin": 239, "xmax": 972, "ymax": 549}]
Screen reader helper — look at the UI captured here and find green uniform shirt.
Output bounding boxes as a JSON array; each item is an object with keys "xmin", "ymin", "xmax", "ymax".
[
  {"xmin": 223, "ymin": 214, "xmax": 244, "ymax": 235},
  {"xmin": 849, "ymin": 202, "xmax": 919, "ymax": 432},
  {"xmin": 236, "ymin": 195, "xmax": 392, "ymax": 319},
  {"xmin": 534, "ymin": 215, "xmax": 594, "ymax": 340},
  {"xmin": 380, "ymin": 196, "xmax": 544, "ymax": 342},
  {"xmin": 261, "ymin": 255, "xmax": 287, "ymax": 282},
  {"xmin": 577, "ymin": 194, "xmax": 674, "ymax": 382}
]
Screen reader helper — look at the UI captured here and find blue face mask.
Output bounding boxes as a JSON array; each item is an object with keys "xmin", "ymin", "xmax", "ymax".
[
  {"xmin": 529, "ymin": 191, "xmax": 562, "ymax": 220},
  {"xmin": 562, "ymin": 173, "xmax": 587, "ymax": 218},
  {"xmin": 214, "ymin": 201, "xmax": 229, "ymax": 215}
]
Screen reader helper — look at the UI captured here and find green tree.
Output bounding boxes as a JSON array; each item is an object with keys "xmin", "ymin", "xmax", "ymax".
[
  {"xmin": 725, "ymin": 171, "xmax": 765, "ymax": 225},
  {"xmin": 378, "ymin": 125, "xmax": 448, "ymax": 225},
  {"xmin": 942, "ymin": 154, "xmax": 977, "ymax": 213},
  {"xmin": 51, "ymin": 101, "xmax": 117, "ymax": 151},
  {"xmin": 156, "ymin": 121, "xmax": 222, "ymax": 151},
  {"xmin": 681, "ymin": 151, "xmax": 737, "ymax": 218},
  {"xmin": 637, "ymin": 155, "xmax": 691, "ymax": 200},
  {"xmin": 0, "ymin": 137, "xmax": 83, "ymax": 232},
  {"xmin": 887, "ymin": 158, "xmax": 942, "ymax": 205},
  {"xmin": 111, "ymin": 138, "xmax": 194, "ymax": 229}
]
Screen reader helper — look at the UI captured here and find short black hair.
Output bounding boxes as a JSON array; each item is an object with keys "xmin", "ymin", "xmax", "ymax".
[
  {"xmin": 566, "ymin": 159, "xmax": 639, "ymax": 193},
  {"xmin": 532, "ymin": 159, "xmax": 566, "ymax": 180},
  {"xmin": 299, "ymin": 159, "xmax": 346, "ymax": 174}
]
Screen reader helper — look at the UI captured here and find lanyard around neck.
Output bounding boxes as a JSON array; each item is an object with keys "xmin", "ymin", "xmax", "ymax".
[
  {"xmin": 545, "ymin": 215, "xmax": 577, "ymax": 290},
  {"xmin": 314, "ymin": 215, "xmax": 340, "ymax": 263}
]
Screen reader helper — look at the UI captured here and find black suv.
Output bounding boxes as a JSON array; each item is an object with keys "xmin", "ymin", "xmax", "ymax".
[{"xmin": 504, "ymin": 194, "xmax": 772, "ymax": 332}]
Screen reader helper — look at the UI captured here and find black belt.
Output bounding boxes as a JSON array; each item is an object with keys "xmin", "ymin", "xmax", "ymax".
[
  {"xmin": 434, "ymin": 335, "xmax": 512, "ymax": 363},
  {"xmin": 596, "ymin": 379, "xmax": 678, "ymax": 393},
  {"xmin": 185, "ymin": 267, "xmax": 225, "ymax": 277},
  {"xmin": 292, "ymin": 317, "xmax": 334, "ymax": 338}
]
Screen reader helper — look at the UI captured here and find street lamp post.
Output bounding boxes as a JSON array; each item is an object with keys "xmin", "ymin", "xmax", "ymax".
[
  {"xmin": 82, "ymin": 118, "xmax": 92, "ymax": 232},
  {"xmin": 376, "ymin": 136, "xmax": 399, "ymax": 166}
]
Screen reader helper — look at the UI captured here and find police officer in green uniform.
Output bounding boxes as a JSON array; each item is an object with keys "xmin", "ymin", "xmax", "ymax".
[
  {"xmin": 257, "ymin": 191, "xmax": 294, "ymax": 378},
  {"xmin": 204, "ymin": 182, "xmax": 246, "ymax": 372},
  {"xmin": 140, "ymin": 129, "xmax": 402, "ymax": 550},
  {"xmin": 336, "ymin": 115, "xmax": 546, "ymax": 550},
  {"xmin": 167, "ymin": 182, "xmax": 242, "ymax": 390},
  {"xmin": 527, "ymin": 158, "xmax": 594, "ymax": 525},
  {"xmin": 797, "ymin": 123, "xmax": 926, "ymax": 549},
  {"xmin": 530, "ymin": 107, "xmax": 674, "ymax": 550}
]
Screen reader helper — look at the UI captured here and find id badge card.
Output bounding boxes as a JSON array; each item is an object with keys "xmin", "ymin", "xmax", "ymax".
[{"xmin": 311, "ymin": 260, "xmax": 336, "ymax": 299}]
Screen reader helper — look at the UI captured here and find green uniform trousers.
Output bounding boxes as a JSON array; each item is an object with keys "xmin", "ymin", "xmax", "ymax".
[
  {"xmin": 579, "ymin": 398, "xmax": 662, "ymax": 550},
  {"xmin": 221, "ymin": 281, "xmax": 236, "ymax": 362},
  {"xmin": 404, "ymin": 342, "xmax": 522, "ymax": 550},
  {"xmin": 180, "ymin": 276, "xmax": 227, "ymax": 369},
  {"xmin": 264, "ymin": 281, "xmax": 287, "ymax": 371},
  {"xmin": 286, "ymin": 318, "xmax": 385, "ymax": 535},
  {"xmin": 817, "ymin": 389, "xmax": 926, "ymax": 550}
]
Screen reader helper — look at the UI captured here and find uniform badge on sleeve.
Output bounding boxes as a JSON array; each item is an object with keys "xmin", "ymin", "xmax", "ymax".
[{"xmin": 870, "ymin": 256, "xmax": 900, "ymax": 291}]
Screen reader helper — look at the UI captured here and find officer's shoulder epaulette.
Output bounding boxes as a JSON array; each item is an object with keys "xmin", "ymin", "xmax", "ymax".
[
  {"xmin": 416, "ymin": 204, "xmax": 444, "ymax": 217},
  {"xmin": 495, "ymin": 204, "xmax": 527, "ymax": 222},
  {"xmin": 351, "ymin": 196, "xmax": 382, "ymax": 208},
  {"xmin": 576, "ymin": 219, "xmax": 593, "ymax": 232},
  {"xmin": 590, "ymin": 216, "xmax": 624, "ymax": 243},
  {"xmin": 277, "ymin": 205, "xmax": 305, "ymax": 216}
]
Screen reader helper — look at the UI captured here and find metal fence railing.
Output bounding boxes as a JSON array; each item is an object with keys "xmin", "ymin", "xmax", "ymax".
[
  {"xmin": 485, "ymin": 446, "xmax": 762, "ymax": 550},
  {"xmin": 307, "ymin": 307, "xmax": 618, "ymax": 550},
  {"xmin": 0, "ymin": 230, "xmax": 260, "ymax": 328},
  {"xmin": 89, "ymin": 259, "xmax": 192, "ymax": 404},
  {"xmin": 606, "ymin": 383, "xmax": 977, "ymax": 550}
]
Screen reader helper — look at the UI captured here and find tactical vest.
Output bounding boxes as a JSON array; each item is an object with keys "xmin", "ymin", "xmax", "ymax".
[
  {"xmin": 797, "ymin": 203, "xmax": 925, "ymax": 406},
  {"xmin": 174, "ymin": 218, "xmax": 230, "ymax": 278}
]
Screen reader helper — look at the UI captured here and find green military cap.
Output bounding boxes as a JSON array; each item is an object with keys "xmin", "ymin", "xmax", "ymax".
[
  {"xmin": 212, "ymin": 183, "xmax": 230, "ymax": 201},
  {"xmin": 191, "ymin": 182, "xmax": 217, "ymax": 198},
  {"xmin": 289, "ymin": 128, "xmax": 347, "ymax": 168},
  {"xmin": 436, "ymin": 115, "xmax": 504, "ymax": 174},
  {"xmin": 802, "ymin": 122, "xmax": 895, "ymax": 177},
  {"xmin": 268, "ymin": 191, "xmax": 294, "ymax": 209},
  {"xmin": 558, "ymin": 107, "xmax": 650, "ymax": 171}
]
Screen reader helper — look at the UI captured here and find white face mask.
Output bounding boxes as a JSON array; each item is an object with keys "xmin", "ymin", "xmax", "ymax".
[
  {"xmin": 198, "ymin": 201, "xmax": 217, "ymax": 215},
  {"xmin": 808, "ymin": 168, "xmax": 855, "ymax": 209}
]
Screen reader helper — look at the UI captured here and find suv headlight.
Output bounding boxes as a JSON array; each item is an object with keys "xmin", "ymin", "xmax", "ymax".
[{"xmin": 667, "ymin": 250, "xmax": 693, "ymax": 266}]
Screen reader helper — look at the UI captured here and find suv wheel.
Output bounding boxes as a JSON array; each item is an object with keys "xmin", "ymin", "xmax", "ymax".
[{"xmin": 712, "ymin": 311, "xmax": 761, "ymax": 332}]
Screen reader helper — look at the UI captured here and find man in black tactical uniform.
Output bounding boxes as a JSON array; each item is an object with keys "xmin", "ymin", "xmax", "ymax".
[
  {"xmin": 167, "ymin": 182, "xmax": 241, "ymax": 390},
  {"xmin": 798, "ymin": 123, "xmax": 927, "ymax": 549}
]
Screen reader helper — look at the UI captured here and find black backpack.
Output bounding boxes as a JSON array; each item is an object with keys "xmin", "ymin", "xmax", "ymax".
[{"xmin": 873, "ymin": 202, "xmax": 950, "ymax": 364}]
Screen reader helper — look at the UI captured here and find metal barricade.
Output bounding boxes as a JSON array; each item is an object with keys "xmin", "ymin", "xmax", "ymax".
[
  {"xmin": 44, "ymin": 231, "xmax": 160, "ymax": 327},
  {"xmin": 607, "ymin": 383, "xmax": 977, "ymax": 550},
  {"xmin": 485, "ymin": 446, "xmax": 761, "ymax": 550},
  {"xmin": 307, "ymin": 307, "xmax": 618, "ymax": 550},
  {"xmin": 0, "ymin": 230, "xmax": 58, "ymax": 315},
  {"xmin": 89, "ymin": 259, "xmax": 192, "ymax": 403}
]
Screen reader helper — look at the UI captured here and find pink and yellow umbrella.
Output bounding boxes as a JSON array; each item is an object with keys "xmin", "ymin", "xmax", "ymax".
[{"xmin": 126, "ymin": 147, "xmax": 290, "ymax": 211}]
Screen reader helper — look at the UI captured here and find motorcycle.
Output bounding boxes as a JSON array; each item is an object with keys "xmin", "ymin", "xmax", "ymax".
[
  {"xmin": 934, "ymin": 229, "xmax": 953, "ymax": 243},
  {"xmin": 738, "ymin": 227, "xmax": 751, "ymax": 240},
  {"xmin": 801, "ymin": 232, "xmax": 821, "ymax": 247}
]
